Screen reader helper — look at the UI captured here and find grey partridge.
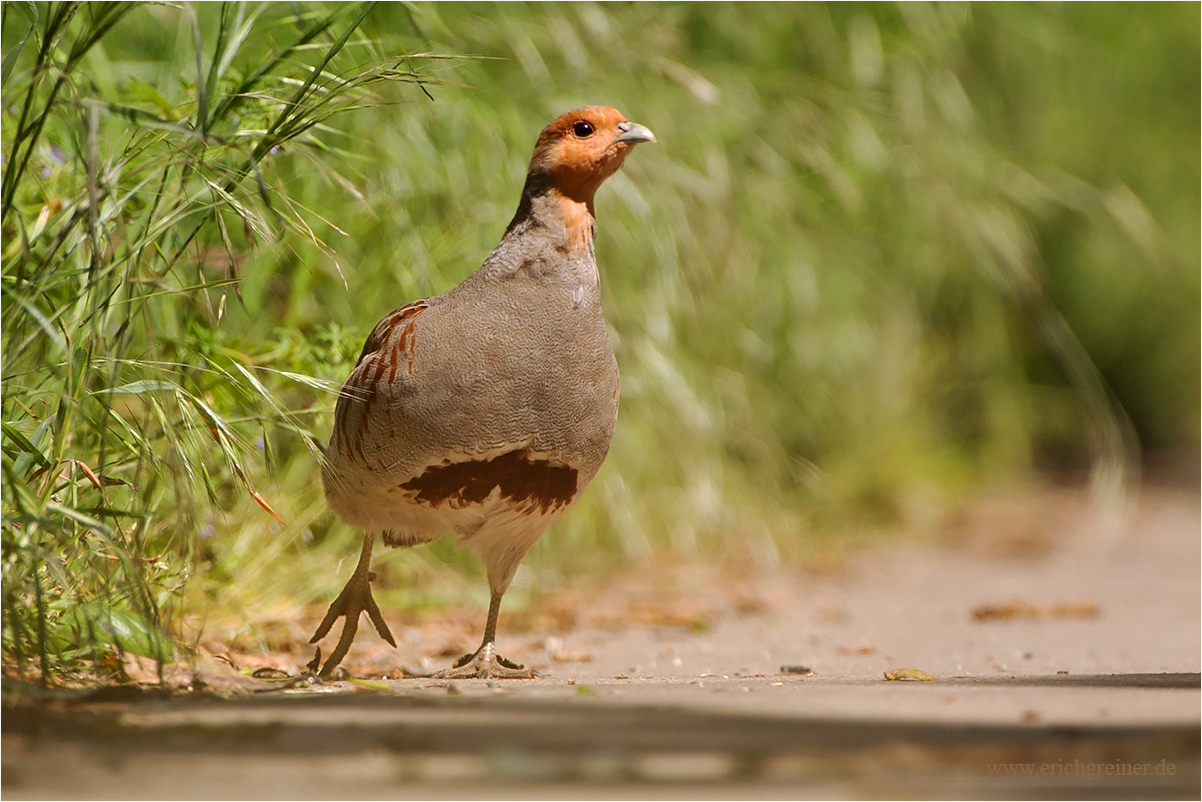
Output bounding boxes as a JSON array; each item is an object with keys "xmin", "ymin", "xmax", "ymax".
[{"xmin": 311, "ymin": 107, "xmax": 655, "ymax": 679}]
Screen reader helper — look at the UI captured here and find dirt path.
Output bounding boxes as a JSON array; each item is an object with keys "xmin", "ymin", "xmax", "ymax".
[{"xmin": 4, "ymin": 484, "xmax": 1199, "ymax": 798}]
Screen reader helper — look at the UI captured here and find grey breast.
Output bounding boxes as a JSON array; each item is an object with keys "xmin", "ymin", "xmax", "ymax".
[{"xmin": 354, "ymin": 262, "xmax": 618, "ymax": 491}]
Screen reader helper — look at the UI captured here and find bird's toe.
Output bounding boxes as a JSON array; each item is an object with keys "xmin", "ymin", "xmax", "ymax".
[{"xmin": 434, "ymin": 643, "xmax": 541, "ymax": 680}]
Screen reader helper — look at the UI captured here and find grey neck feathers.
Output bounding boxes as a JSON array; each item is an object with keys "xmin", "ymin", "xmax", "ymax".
[{"xmin": 472, "ymin": 179, "xmax": 599, "ymax": 285}]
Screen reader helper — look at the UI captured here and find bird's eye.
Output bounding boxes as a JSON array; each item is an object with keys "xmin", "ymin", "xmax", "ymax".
[{"xmin": 573, "ymin": 121, "xmax": 594, "ymax": 138}]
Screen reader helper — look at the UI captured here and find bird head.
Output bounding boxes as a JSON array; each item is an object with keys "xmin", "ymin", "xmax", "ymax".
[{"xmin": 527, "ymin": 106, "xmax": 656, "ymax": 205}]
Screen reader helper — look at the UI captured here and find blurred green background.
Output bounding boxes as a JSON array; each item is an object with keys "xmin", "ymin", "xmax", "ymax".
[{"xmin": 2, "ymin": 2, "xmax": 1197, "ymax": 678}]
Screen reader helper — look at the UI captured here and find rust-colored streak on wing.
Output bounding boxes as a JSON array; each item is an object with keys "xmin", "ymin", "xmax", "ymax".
[
  {"xmin": 400, "ymin": 448, "xmax": 578, "ymax": 514},
  {"xmin": 356, "ymin": 300, "xmax": 430, "ymax": 365},
  {"xmin": 335, "ymin": 300, "xmax": 430, "ymax": 466},
  {"xmin": 397, "ymin": 317, "xmax": 421, "ymax": 374}
]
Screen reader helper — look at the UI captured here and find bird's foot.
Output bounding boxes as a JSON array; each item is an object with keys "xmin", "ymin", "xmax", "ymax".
[
  {"xmin": 433, "ymin": 642, "xmax": 541, "ymax": 680},
  {"xmin": 309, "ymin": 569, "xmax": 396, "ymax": 679}
]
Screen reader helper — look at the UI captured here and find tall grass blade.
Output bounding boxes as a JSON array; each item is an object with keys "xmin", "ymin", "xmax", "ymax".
[{"xmin": 1, "ymin": 2, "xmax": 38, "ymax": 90}]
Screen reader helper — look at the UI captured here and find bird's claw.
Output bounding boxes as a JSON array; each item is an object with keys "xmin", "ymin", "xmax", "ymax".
[
  {"xmin": 309, "ymin": 570, "xmax": 396, "ymax": 679},
  {"xmin": 451, "ymin": 650, "xmax": 522, "ymax": 671},
  {"xmin": 434, "ymin": 642, "xmax": 541, "ymax": 680}
]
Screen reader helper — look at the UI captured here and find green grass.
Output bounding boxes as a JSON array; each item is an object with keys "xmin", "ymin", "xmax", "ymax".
[
  {"xmin": 3, "ymin": 2, "xmax": 1197, "ymax": 681},
  {"xmin": 0, "ymin": 1, "xmax": 451, "ymax": 680}
]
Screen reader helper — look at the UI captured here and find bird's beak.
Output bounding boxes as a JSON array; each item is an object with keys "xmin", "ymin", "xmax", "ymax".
[{"xmin": 615, "ymin": 121, "xmax": 656, "ymax": 145}]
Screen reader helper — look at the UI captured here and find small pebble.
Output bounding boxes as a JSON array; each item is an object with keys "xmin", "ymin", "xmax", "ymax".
[{"xmin": 779, "ymin": 665, "xmax": 813, "ymax": 675}]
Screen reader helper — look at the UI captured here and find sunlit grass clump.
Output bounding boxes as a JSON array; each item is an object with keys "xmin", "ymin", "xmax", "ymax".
[{"xmin": 1, "ymin": 2, "xmax": 444, "ymax": 680}]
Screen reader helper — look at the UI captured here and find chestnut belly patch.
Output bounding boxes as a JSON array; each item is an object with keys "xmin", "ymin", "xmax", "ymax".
[{"xmin": 399, "ymin": 448, "xmax": 578, "ymax": 514}]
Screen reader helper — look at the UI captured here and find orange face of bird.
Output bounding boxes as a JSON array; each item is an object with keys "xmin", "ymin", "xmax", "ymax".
[{"xmin": 530, "ymin": 106, "xmax": 656, "ymax": 203}]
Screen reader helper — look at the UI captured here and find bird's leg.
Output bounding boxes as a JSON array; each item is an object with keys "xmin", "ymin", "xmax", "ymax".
[
  {"xmin": 309, "ymin": 532, "xmax": 396, "ymax": 679},
  {"xmin": 433, "ymin": 590, "xmax": 539, "ymax": 680}
]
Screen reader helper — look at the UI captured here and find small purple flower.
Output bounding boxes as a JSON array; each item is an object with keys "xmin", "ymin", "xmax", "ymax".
[
  {"xmin": 49, "ymin": 144, "xmax": 66, "ymax": 164},
  {"xmin": 41, "ymin": 166, "xmax": 51, "ymax": 179}
]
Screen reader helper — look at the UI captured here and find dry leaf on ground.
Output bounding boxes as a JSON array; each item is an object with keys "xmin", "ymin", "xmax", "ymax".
[
  {"xmin": 884, "ymin": 668, "xmax": 936, "ymax": 682},
  {"xmin": 971, "ymin": 601, "xmax": 1101, "ymax": 622}
]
